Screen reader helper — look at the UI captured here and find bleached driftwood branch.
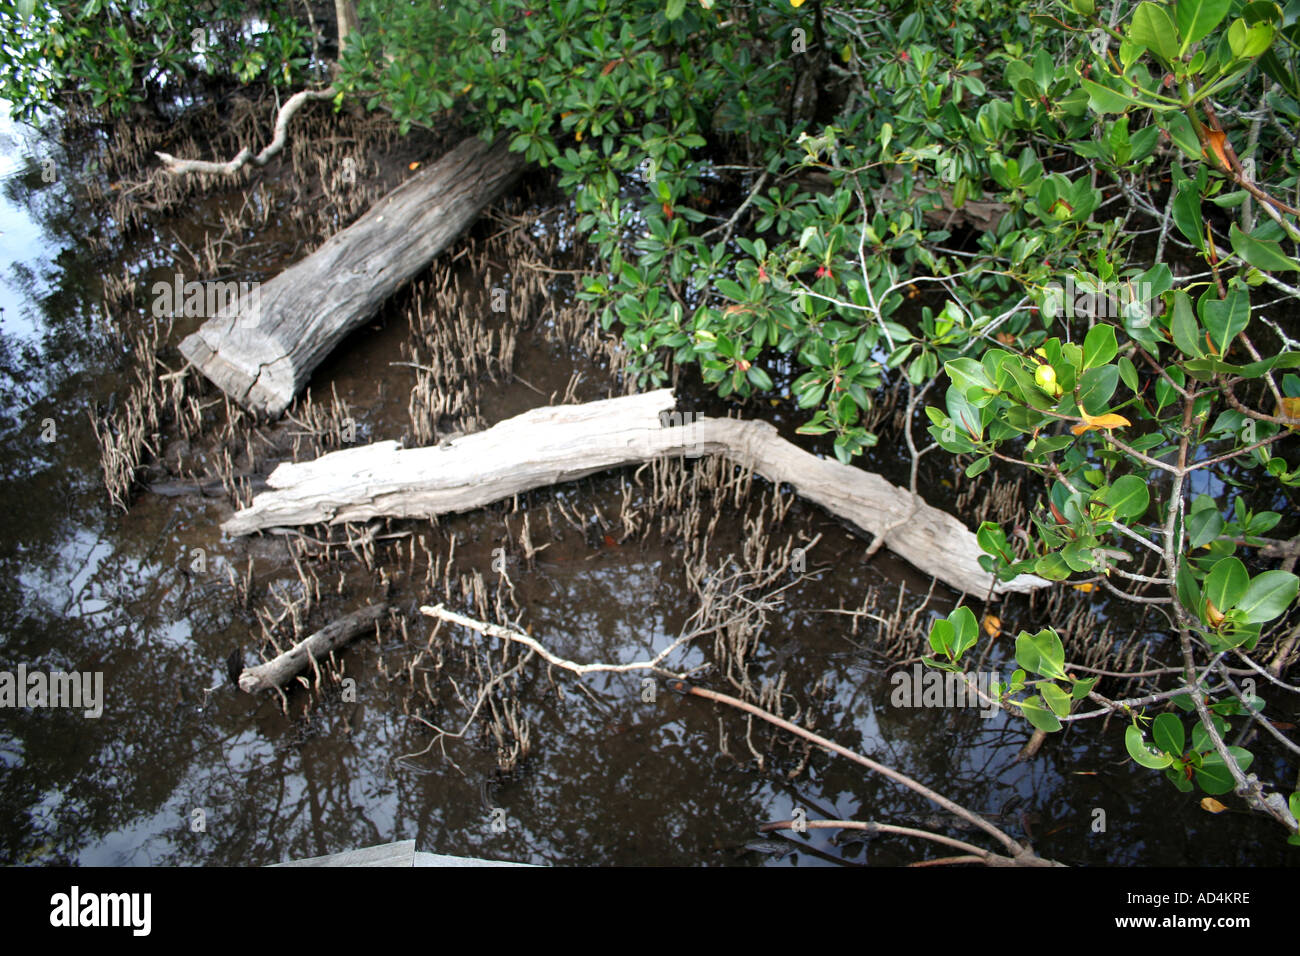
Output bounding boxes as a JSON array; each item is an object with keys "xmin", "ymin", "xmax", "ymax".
[
  {"xmin": 225, "ymin": 390, "xmax": 1048, "ymax": 597},
  {"xmin": 156, "ymin": 86, "xmax": 340, "ymax": 176},
  {"xmin": 421, "ymin": 604, "xmax": 698, "ymax": 677}
]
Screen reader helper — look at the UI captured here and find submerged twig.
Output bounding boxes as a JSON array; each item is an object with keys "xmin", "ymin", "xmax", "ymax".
[{"xmin": 670, "ymin": 680, "xmax": 1061, "ymax": 865}]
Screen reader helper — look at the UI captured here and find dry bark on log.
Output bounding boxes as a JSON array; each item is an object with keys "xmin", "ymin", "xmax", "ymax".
[
  {"xmin": 178, "ymin": 136, "xmax": 525, "ymax": 417},
  {"xmin": 238, "ymin": 603, "xmax": 389, "ymax": 693},
  {"xmin": 224, "ymin": 390, "xmax": 1047, "ymax": 597}
]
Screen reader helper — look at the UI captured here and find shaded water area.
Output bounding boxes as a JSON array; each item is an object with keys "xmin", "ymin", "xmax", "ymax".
[{"xmin": 0, "ymin": 95, "xmax": 1295, "ymax": 867}]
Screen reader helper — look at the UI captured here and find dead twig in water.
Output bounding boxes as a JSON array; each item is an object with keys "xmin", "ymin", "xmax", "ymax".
[
  {"xmin": 422, "ymin": 602, "xmax": 1058, "ymax": 864},
  {"xmin": 757, "ymin": 818, "xmax": 1008, "ymax": 864},
  {"xmin": 420, "ymin": 603, "xmax": 695, "ymax": 678},
  {"xmin": 669, "ymin": 680, "xmax": 1062, "ymax": 866}
]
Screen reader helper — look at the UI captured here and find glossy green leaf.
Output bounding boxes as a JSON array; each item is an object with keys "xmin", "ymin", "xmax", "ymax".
[
  {"xmin": 1236, "ymin": 570, "xmax": 1299, "ymax": 623},
  {"xmin": 1126, "ymin": 724, "xmax": 1174, "ymax": 769},
  {"xmin": 976, "ymin": 521, "xmax": 1011, "ymax": 558},
  {"xmin": 1191, "ymin": 715, "xmax": 1230, "ymax": 754},
  {"xmin": 1077, "ymin": 364, "xmax": 1119, "ymax": 415},
  {"xmin": 946, "ymin": 385, "xmax": 984, "ymax": 441},
  {"xmin": 1229, "ymin": 223, "xmax": 1299, "ymax": 272},
  {"xmin": 1227, "ymin": 19, "xmax": 1275, "ymax": 59},
  {"xmin": 1176, "ymin": 0, "xmax": 1231, "ymax": 47},
  {"xmin": 746, "ymin": 365, "xmax": 774, "ymax": 391},
  {"xmin": 1160, "ymin": 111, "xmax": 1202, "ymax": 161},
  {"xmin": 1104, "ymin": 475, "xmax": 1150, "ymax": 520},
  {"xmin": 929, "ymin": 618, "xmax": 955, "ymax": 658},
  {"xmin": 1034, "ymin": 552, "xmax": 1072, "ymax": 580},
  {"xmin": 950, "ymin": 605, "xmax": 979, "ymax": 659},
  {"xmin": 1153, "ymin": 712, "xmax": 1185, "ymax": 755},
  {"xmin": 1204, "ymin": 556, "xmax": 1249, "ymax": 611},
  {"xmin": 1187, "ymin": 507, "xmax": 1225, "ymax": 548},
  {"xmin": 1200, "ymin": 288, "xmax": 1249, "ymax": 356},
  {"xmin": 1172, "ymin": 184, "xmax": 1206, "ymax": 251},
  {"xmin": 1082, "ymin": 323, "xmax": 1118, "ymax": 370},
  {"xmin": 1152, "ymin": 367, "xmax": 1185, "ymax": 416},
  {"xmin": 1015, "ymin": 628, "xmax": 1067, "ymax": 680},
  {"xmin": 1130, "ymin": 2, "xmax": 1181, "ymax": 63},
  {"xmin": 1040, "ymin": 681, "xmax": 1073, "ymax": 718},
  {"xmin": 1196, "ymin": 747, "xmax": 1253, "ymax": 795},
  {"xmin": 1118, "ymin": 355, "xmax": 1139, "ymax": 393},
  {"xmin": 945, "ymin": 357, "xmax": 996, "ymax": 399},
  {"xmin": 1021, "ymin": 695, "xmax": 1063, "ymax": 733},
  {"xmin": 1061, "ymin": 541, "xmax": 1096, "ymax": 572},
  {"xmin": 1080, "ymin": 76, "xmax": 1141, "ymax": 114},
  {"xmin": 1166, "ymin": 766, "xmax": 1196, "ymax": 793},
  {"xmin": 1169, "ymin": 291, "xmax": 1204, "ymax": 358}
]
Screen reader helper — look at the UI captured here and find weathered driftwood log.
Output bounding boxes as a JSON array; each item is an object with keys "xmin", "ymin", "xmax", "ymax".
[
  {"xmin": 238, "ymin": 603, "xmax": 389, "ymax": 693},
  {"xmin": 223, "ymin": 391, "xmax": 1047, "ymax": 597},
  {"xmin": 178, "ymin": 136, "xmax": 525, "ymax": 417}
]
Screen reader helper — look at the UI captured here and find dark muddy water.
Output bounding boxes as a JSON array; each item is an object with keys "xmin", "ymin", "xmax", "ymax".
[{"xmin": 0, "ymin": 103, "xmax": 1294, "ymax": 868}]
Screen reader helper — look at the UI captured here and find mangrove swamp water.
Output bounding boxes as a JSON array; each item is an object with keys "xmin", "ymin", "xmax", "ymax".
[{"xmin": 0, "ymin": 97, "xmax": 1295, "ymax": 868}]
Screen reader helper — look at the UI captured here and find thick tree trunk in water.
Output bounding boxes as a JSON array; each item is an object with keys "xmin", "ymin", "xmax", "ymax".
[
  {"xmin": 178, "ymin": 136, "xmax": 524, "ymax": 418},
  {"xmin": 334, "ymin": 0, "xmax": 359, "ymax": 47},
  {"xmin": 222, "ymin": 390, "xmax": 1049, "ymax": 598}
]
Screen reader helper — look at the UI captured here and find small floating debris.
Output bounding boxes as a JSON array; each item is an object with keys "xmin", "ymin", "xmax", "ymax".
[{"xmin": 743, "ymin": 839, "xmax": 795, "ymax": 859}]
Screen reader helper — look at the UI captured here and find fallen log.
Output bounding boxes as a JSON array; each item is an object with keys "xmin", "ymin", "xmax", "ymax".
[
  {"xmin": 223, "ymin": 391, "xmax": 1047, "ymax": 597},
  {"xmin": 238, "ymin": 603, "xmax": 389, "ymax": 693},
  {"xmin": 178, "ymin": 136, "xmax": 525, "ymax": 417}
]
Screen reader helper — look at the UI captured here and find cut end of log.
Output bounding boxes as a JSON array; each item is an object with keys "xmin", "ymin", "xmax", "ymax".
[{"xmin": 179, "ymin": 325, "xmax": 299, "ymax": 417}]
